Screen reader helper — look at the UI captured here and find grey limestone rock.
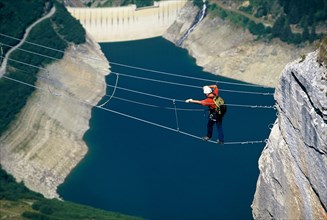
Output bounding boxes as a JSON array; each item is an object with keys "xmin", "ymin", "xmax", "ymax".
[{"xmin": 252, "ymin": 51, "xmax": 327, "ymax": 219}]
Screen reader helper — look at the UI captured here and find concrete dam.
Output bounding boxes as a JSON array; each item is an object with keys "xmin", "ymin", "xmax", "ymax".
[{"xmin": 67, "ymin": 0, "xmax": 187, "ymax": 42}]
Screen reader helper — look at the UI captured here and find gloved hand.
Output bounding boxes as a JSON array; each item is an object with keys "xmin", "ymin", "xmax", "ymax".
[{"xmin": 185, "ymin": 99, "xmax": 193, "ymax": 103}]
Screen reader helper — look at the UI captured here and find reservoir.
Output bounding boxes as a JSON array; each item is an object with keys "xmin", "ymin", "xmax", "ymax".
[{"xmin": 58, "ymin": 37, "xmax": 276, "ymax": 220}]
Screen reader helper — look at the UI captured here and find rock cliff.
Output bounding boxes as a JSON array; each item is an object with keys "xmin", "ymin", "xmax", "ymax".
[
  {"xmin": 252, "ymin": 51, "xmax": 327, "ymax": 219},
  {"xmin": 163, "ymin": 2, "xmax": 313, "ymax": 87},
  {"xmin": 0, "ymin": 35, "xmax": 109, "ymax": 198}
]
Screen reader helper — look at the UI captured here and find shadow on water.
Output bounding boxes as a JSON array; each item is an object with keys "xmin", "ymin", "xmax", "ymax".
[{"xmin": 58, "ymin": 37, "xmax": 276, "ymax": 220}]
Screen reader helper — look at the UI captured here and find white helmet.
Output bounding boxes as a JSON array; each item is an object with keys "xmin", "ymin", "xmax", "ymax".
[{"xmin": 203, "ymin": 86, "xmax": 212, "ymax": 94}]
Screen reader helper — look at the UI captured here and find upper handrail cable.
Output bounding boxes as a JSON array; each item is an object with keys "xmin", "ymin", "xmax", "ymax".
[
  {"xmin": 112, "ymin": 71, "xmax": 273, "ymax": 96},
  {"xmin": 1, "ymin": 55, "xmax": 273, "ymax": 96},
  {"xmin": 3, "ymin": 74, "xmax": 269, "ymax": 145},
  {"xmin": 6, "ymin": 60, "xmax": 276, "ymax": 109},
  {"xmin": 0, "ymin": 32, "xmax": 273, "ymax": 89}
]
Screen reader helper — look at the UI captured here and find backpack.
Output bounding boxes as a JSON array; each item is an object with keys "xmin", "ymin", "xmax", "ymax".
[{"xmin": 213, "ymin": 96, "xmax": 227, "ymax": 116}]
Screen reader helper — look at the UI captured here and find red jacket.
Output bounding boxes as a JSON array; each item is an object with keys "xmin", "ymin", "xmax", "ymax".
[{"xmin": 199, "ymin": 86, "xmax": 218, "ymax": 110}]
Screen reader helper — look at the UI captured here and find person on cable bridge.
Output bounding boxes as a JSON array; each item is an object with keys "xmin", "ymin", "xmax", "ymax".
[{"xmin": 185, "ymin": 85, "xmax": 226, "ymax": 144}]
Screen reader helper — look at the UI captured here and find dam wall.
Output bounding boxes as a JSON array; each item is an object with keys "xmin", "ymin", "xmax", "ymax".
[{"xmin": 67, "ymin": 0, "xmax": 187, "ymax": 42}]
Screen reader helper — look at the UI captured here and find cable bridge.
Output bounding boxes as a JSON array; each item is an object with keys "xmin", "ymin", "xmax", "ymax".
[{"xmin": 67, "ymin": 0, "xmax": 187, "ymax": 42}]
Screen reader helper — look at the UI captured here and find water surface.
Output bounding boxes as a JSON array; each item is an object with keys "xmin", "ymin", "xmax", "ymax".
[{"xmin": 58, "ymin": 37, "xmax": 275, "ymax": 220}]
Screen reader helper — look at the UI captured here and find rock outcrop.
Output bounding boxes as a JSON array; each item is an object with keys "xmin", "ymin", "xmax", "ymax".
[
  {"xmin": 252, "ymin": 51, "xmax": 327, "ymax": 219},
  {"xmin": 0, "ymin": 35, "xmax": 109, "ymax": 198},
  {"xmin": 163, "ymin": 2, "xmax": 313, "ymax": 87}
]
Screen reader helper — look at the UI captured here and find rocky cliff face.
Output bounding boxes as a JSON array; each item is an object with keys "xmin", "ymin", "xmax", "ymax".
[
  {"xmin": 252, "ymin": 51, "xmax": 327, "ymax": 219},
  {"xmin": 0, "ymin": 35, "xmax": 109, "ymax": 198},
  {"xmin": 163, "ymin": 2, "xmax": 313, "ymax": 87}
]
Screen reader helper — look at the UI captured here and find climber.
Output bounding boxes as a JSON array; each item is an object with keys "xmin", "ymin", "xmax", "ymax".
[{"xmin": 185, "ymin": 85, "xmax": 226, "ymax": 144}]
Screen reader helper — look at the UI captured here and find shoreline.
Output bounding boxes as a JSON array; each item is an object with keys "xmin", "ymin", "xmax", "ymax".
[
  {"xmin": 163, "ymin": 2, "xmax": 314, "ymax": 88},
  {"xmin": 0, "ymin": 35, "xmax": 109, "ymax": 198}
]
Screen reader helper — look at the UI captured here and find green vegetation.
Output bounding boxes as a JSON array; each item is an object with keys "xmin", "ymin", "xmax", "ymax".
[
  {"xmin": 0, "ymin": 166, "xmax": 142, "ymax": 220},
  {"xmin": 192, "ymin": 0, "xmax": 204, "ymax": 8},
  {"xmin": 207, "ymin": 4, "xmax": 228, "ymax": 20},
  {"xmin": 22, "ymin": 199, "xmax": 142, "ymax": 220},
  {"xmin": 0, "ymin": 0, "xmax": 85, "ymax": 136},
  {"xmin": 51, "ymin": 1, "xmax": 86, "ymax": 44},
  {"xmin": 207, "ymin": 3, "xmax": 271, "ymax": 38},
  {"xmin": 91, "ymin": 0, "xmax": 156, "ymax": 8},
  {"xmin": 0, "ymin": 166, "xmax": 43, "ymax": 201},
  {"xmin": 206, "ymin": 0, "xmax": 326, "ymax": 44},
  {"xmin": 318, "ymin": 36, "xmax": 327, "ymax": 67},
  {"xmin": 279, "ymin": 0, "xmax": 327, "ymax": 25},
  {"xmin": 120, "ymin": 0, "xmax": 154, "ymax": 7},
  {"xmin": 0, "ymin": 0, "xmax": 45, "ymax": 54},
  {"xmin": 246, "ymin": 0, "xmax": 281, "ymax": 18}
]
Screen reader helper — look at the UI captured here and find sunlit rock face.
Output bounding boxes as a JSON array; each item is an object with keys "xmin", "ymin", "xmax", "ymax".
[
  {"xmin": 0, "ymin": 35, "xmax": 109, "ymax": 198},
  {"xmin": 252, "ymin": 51, "xmax": 327, "ymax": 220}
]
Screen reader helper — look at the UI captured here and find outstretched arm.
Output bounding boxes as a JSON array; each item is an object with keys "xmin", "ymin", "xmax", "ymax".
[
  {"xmin": 185, "ymin": 99, "xmax": 201, "ymax": 104},
  {"xmin": 185, "ymin": 85, "xmax": 218, "ymax": 104}
]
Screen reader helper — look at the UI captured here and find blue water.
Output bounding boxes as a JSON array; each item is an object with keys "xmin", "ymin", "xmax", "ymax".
[{"xmin": 58, "ymin": 37, "xmax": 276, "ymax": 220}]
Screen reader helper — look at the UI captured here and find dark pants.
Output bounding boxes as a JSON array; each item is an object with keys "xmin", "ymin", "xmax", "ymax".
[{"xmin": 207, "ymin": 114, "xmax": 224, "ymax": 142}]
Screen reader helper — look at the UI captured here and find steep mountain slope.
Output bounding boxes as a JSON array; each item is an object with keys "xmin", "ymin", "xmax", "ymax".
[
  {"xmin": 0, "ymin": 35, "xmax": 109, "ymax": 198},
  {"xmin": 252, "ymin": 49, "xmax": 327, "ymax": 219},
  {"xmin": 164, "ymin": 2, "xmax": 314, "ymax": 87}
]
